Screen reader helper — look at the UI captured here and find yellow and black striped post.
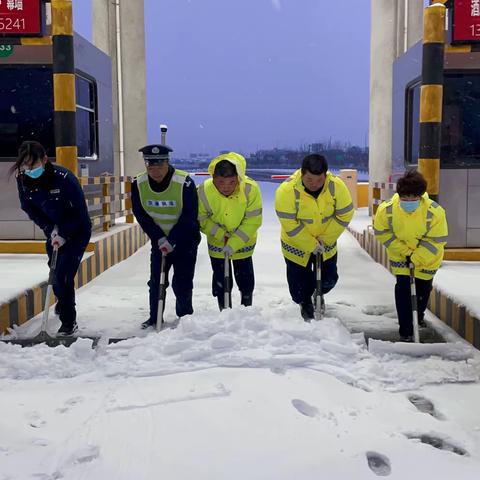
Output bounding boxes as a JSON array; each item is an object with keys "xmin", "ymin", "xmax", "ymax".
[
  {"xmin": 418, "ymin": 3, "xmax": 446, "ymax": 202},
  {"xmin": 51, "ymin": 0, "xmax": 77, "ymax": 175}
]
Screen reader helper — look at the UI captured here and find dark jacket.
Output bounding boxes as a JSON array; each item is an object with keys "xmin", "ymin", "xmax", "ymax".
[
  {"xmin": 131, "ymin": 165, "xmax": 200, "ymax": 248},
  {"xmin": 17, "ymin": 162, "xmax": 92, "ymax": 241}
]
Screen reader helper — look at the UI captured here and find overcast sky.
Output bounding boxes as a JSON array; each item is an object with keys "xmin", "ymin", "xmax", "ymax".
[{"xmin": 73, "ymin": 0, "xmax": 370, "ymax": 157}]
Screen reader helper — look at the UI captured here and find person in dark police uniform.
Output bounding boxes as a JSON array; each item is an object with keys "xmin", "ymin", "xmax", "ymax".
[
  {"xmin": 131, "ymin": 144, "xmax": 200, "ymax": 329},
  {"xmin": 13, "ymin": 141, "xmax": 91, "ymax": 336}
]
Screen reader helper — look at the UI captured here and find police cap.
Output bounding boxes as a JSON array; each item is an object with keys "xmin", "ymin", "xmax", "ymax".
[{"xmin": 139, "ymin": 144, "xmax": 173, "ymax": 165}]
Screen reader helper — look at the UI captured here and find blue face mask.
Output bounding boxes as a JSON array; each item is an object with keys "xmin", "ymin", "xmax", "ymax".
[
  {"xmin": 400, "ymin": 199, "xmax": 420, "ymax": 213},
  {"xmin": 24, "ymin": 166, "xmax": 45, "ymax": 179}
]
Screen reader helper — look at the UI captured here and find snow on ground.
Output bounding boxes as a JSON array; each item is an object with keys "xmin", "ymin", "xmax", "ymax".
[
  {"xmin": 348, "ymin": 206, "xmax": 372, "ymax": 234},
  {"xmin": 0, "ymin": 254, "xmax": 48, "ymax": 303},
  {"xmin": 1, "ymin": 182, "xmax": 480, "ymax": 479},
  {"xmin": 435, "ymin": 261, "xmax": 480, "ymax": 319}
]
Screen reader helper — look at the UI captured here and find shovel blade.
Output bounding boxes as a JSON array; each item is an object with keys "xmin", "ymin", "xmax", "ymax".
[{"xmin": 369, "ymin": 339, "xmax": 473, "ymax": 360}]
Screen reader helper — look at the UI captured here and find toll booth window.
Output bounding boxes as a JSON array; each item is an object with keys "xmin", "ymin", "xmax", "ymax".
[
  {"xmin": 406, "ymin": 81, "xmax": 421, "ymax": 165},
  {"xmin": 406, "ymin": 73, "xmax": 480, "ymax": 168},
  {"xmin": 0, "ymin": 66, "xmax": 54, "ymax": 157},
  {"xmin": 442, "ymin": 73, "xmax": 480, "ymax": 168},
  {"xmin": 76, "ymin": 75, "xmax": 98, "ymax": 159}
]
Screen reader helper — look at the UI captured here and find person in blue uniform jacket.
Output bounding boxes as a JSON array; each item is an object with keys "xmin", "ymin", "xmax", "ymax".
[
  {"xmin": 12, "ymin": 141, "xmax": 92, "ymax": 336},
  {"xmin": 131, "ymin": 144, "xmax": 201, "ymax": 329}
]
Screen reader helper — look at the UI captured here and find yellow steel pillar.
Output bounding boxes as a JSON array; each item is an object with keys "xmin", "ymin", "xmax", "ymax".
[{"xmin": 51, "ymin": 0, "xmax": 78, "ymax": 175}]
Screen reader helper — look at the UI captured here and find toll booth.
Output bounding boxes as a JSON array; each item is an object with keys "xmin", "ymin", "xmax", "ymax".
[
  {"xmin": 0, "ymin": 33, "xmax": 113, "ymax": 239},
  {"xmin": 392, "ymin": 40, "xmax": 480, "ymax": 248}
]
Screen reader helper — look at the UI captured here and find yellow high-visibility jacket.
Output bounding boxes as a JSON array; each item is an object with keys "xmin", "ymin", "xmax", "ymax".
[
  {"xmin": 275, "ymin": 170, "xmax": 354, "ymax": 266},
  {"xmin": 373, "ymin": 193, "xmax": 448, "ymax": 280},
  {"xmin": 197, "ymin": 152, "xmax": 262, "ymax": 260}
]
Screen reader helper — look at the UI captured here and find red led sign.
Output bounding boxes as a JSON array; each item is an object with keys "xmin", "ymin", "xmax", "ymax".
[
  {"xmin": 452, "ymin": 0, "xmax": 480, "ymax": 43},
  {"xmin": 0, "ymin": 0, "xmax": 43, "ymax": 36}
]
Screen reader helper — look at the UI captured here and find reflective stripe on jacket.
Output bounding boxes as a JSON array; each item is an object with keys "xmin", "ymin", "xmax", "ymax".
[
  {"xmin": 373, "ymin": 193, "xmax": 448, "ymax": 280},
  {"xmin": 275, "ymin": 170, "xmax": 354, "ymax": 266},
  {"xmin": 198, "ymin": 153, "xmax": 262, "ymax": 260},
  {"xmin": 137, "ymin": 169, "xmax": 188, "ymax": 234}
]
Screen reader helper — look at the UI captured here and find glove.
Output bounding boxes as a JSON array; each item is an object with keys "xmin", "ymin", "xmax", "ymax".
[
  {"xmin": 50, "ymin": 226, "xmax": 58, "ymax": 240},
  {"xmin": 222, "ymin": 244, "xmax": 234, "ymax": 258},
  {"xmin": 158, "ymin": 237, "xmax": 174, "ymax": 255},
  {"xmin": 312, "ymin": 240, "xmax": 325, "ymax": 255},
  {"xmin": 224, "ymin": 232, "xmax": 231, "ymax": 245},
  {"xmin": 51, "ymin": 234, "xmax": 66, "ymax": 248}
]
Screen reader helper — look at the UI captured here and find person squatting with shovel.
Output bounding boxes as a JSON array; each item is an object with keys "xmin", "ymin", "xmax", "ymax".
[
  {"xmin": 131, "ymin": 144, "xmax": 200, "ymax": 329},
  {"xmin": 12, "ymin": 141, "xmax": 92, "ymax": 336},
  {"xmin": 373, "ymin": 169, "xmax": 448, "ymax": 342},
  {"xmin": 275, "ymin": 154, "xmax": 354, "ymax": 321},
  {"xmin": 197, "ymin": 153, "xmax": 263, "ymax": 311}
]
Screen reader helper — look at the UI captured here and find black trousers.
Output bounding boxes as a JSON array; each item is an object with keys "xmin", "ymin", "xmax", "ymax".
[
  {"xmin": 285, "ymin": 253, "xmax": 338, "ymax": 304},
  {"xmin": 395, "ymin": 275, "xmax": 433, "ymax": 337},
  {"xmin": 210, "ymin": 256, "xmax": 254, "ymax": 300},
  {"xmin": 149, "ymin": 243, "xmax": 198, "ymax": 322},
  {"xmin": 46, "ymin": 235, "xmax": 90, "ymax": 327}
]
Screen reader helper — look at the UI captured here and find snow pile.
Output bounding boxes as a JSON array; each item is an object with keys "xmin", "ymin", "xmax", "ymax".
[{"xmin": 1, "ymin": 307, "xmax": 478, "ymax": 392}]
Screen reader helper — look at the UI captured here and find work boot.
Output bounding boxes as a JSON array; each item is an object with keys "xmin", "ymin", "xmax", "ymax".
[
  {"xmin": 418, "ymin": 317, "xmax": 427, "ymax": 328},
  {"xmin": 176, "ymin": 296, "xmax": 193, "ymax": 318},
  {"xmin": 57, "ymin": 322, "xmax": 78, "ymax": 337},
  {"xmin": 241, "ymin": 293, "xmax": 253, "ymax": 307},
  {"xmin": 141, "ymin": 318, "xmax": 156, "ymax": 329},
  {"xmin": 300, "ymin": 301, "xmax": 314, "ymax": 322},
  {"xmin": 400, "ymin": 335, "xmax": 414, "ymax": 343}
]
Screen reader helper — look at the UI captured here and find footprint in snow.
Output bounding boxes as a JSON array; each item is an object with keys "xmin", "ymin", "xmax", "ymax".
[
  {"xmin": 27, "ymin": 411, "xmax": 46, "ymax": 429},
  {"xmin": 291, "ymin": 399, "xmax": 319, "ymax": 417},
  {"xmin": 31, "ymin": 437, "xmax": 49, "ymax": 447},
  {"xmin": 31, "ymin": 474, "xmax": 62, "ymax": 480},
  {"xmin": 334, "ymin": 300, "xmax": 356, "ymax": 307},
  {"xmin": 405, "ymin": 434, "xmax": 468, "ymax": 456},
  {"xmin": 408, "ymin": 394, "xmax": 444, "ymax": 420},
  {"xmin": 366, "ymin": 451, "xmax": 392, "ymax": 476},
  {"xmin": 64, "ymin": 445, "xmax": 100, "ymax": 467},
  {"xmin": 362, "ymin": 305, "xmax": 395, "ymax": 316},
  {"xmin": 56, "ymin": 396, "xmax": 85, "ymax": 414}
]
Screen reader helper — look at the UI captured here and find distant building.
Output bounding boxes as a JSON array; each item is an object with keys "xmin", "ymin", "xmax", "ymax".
[{"xmin": 248, "ymin": 145, "xmax": 368, "ymax": 170}]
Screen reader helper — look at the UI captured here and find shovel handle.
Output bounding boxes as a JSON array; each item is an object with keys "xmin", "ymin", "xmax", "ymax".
[
  {"xmin": 156, "ymin": 253, "xmax": 167, "ymax": 331},
  {"xmin": 224, "ymin": 254, "xmax": 231, "ymax": 309},
  {"xmin": 41, "ymin": 246, "xmax": 59, "ymax": 334},
  {"xmin": 409, "ymin": 261, "xmax": 420, "ymax": 343},
  {"xmin": 314, "ymin": 252, "xmax": 323, "ymax": 320}
]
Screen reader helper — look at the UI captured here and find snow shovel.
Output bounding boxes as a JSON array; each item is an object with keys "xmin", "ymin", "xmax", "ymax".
[
  {"xmin": 156, "ymin": 252, "xmax": 167, "ymax": 332},
  {"xmin": 1, "ymin": 247, "xmax": 125, "ymax": 348},
  {"xmin": 314, "ymin": 251, "xmax": 324, "ymax": 320},
  {"xmin": 224, "ymin": 253, "xmax": 232, "ymax": 309},
  {"xmin": 369, "ymin": 261, "xmax": 473, "ymax": 360}
]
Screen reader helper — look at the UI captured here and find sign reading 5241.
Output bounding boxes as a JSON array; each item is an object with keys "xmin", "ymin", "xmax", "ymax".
[{"xmin": 0, "ymin": 0, "xmax": 43, "ymax": 36}]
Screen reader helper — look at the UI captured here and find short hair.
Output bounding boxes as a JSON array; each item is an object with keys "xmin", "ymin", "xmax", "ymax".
[
  {"xmin": 213, "ymin": 160, "xmax": 237, "ymax": 178},
  {"xmin": 396, "ymin": 169, "xmax": 427, "ymax": 197},
  {"xmin": 301, "ymin": 154, "xmax": 328, "ymax": 175}
]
